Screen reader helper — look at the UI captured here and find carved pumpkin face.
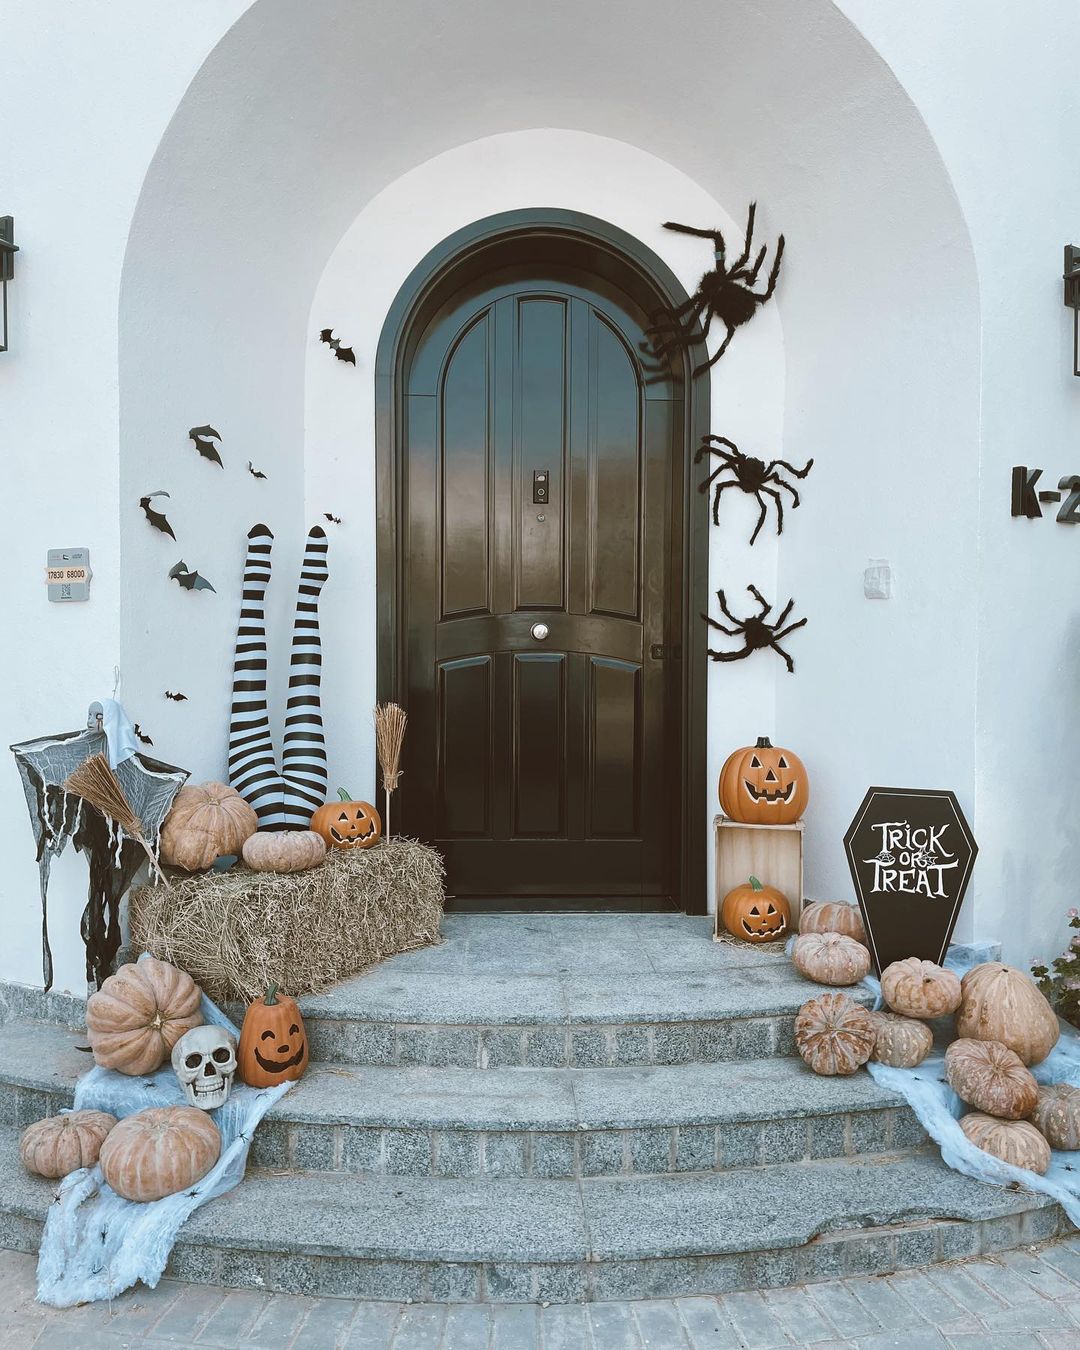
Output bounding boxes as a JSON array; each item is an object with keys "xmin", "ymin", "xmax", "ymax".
[
  {"xmin": 718, "ymin": 737, "xmax": 809, "ymax": 825},
  {"xmin": 310, "ymin": 791, "xmax": 382, "ymax": 850},
  {"xmin": 720, "ymin": 876, "xmax": 791, "ymax": 943},
  {"xmin": 237, "ymin": 984, "xmax": 309, "ymax": 1088}
]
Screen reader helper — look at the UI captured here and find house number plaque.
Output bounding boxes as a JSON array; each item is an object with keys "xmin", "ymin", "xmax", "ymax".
[
  {"xmin": 843, "ymin": 787, "xmax": 978, "ymax": 974},
  {"xmin": 46, "ymin": 548, "xmax": 92, "ymax": 602}
]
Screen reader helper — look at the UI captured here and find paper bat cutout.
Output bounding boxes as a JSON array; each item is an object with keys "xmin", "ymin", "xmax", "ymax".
[
  {"xmin": 188, "ymin": 424, "xmax": 223, "ymax": 467},
  {"xmin": 247, "ymin": 461, "xmax": 267, "ymax": 480},
  {"xmin": 323, "ymin": 513, "xmax": 342, "ymax": 524},
  {"xmin": 134, "ymin": 724, "xmax": 154, "ymax": 746},
  {"xmin": 169, "ymin": 560, "xmax": 216, "ymax": 592},
  {"xmin": 139, "ymin": 490, "xmax": 176, "ymax": 540},
  {"xmin": 164, "ymin": 691, "xmax": 188, "ymax": 702},
  {"xmin": 319, "ymin": 329, "xmax": 356, "ymax": 365}
]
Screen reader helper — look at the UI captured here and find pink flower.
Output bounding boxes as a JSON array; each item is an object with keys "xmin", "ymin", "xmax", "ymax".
[{"xmin": 1069, "ymin": 908, "xmax": 1078, "ymax": 918}]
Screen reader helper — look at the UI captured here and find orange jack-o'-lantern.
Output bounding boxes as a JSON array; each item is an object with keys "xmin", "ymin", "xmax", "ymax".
[
  {"xmin": 310, "ymin": 790, "xmax": 382, "ymax": 850},
  {"xmin": 719, "ymin": 736, "xmax": 809, "ymax": 825},
  {"xmin": 237, "ymin": 984, "xmax": 309, "ymax": 1087},
  {"xmin": 721, "ymin": 876, "xmax": 791, "ymax": 943}
]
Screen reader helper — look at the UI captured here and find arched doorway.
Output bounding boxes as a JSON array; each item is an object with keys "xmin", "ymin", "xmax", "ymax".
[{"xmin": 376, "ymin": 211, "xmax": 710, "ymax": 910}]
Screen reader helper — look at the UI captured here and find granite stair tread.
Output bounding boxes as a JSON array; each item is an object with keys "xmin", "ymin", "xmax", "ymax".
[
  {"xmin": 0, "ymin": 1124, "xmax": 1054, "ymax": 1267},
  {"xmin": 0, "ymin": 1017, "xmax": 908, "ymax": 1131}
]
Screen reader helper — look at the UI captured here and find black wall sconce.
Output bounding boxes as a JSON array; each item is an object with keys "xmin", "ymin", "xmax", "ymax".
[
  {"xmin": 0, "ymin": 218, "xmax": 18, "ymax": 354},
  {"xmin": 1065, "ymin": 245, "xmax": 1080, "ymax": 376}
]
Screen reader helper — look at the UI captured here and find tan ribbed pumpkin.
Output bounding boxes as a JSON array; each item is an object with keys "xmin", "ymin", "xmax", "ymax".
[
  {"xmin": 792, "ymin": 932, "xmax": 871, "ymax": 987},
  {"xmin": 956, "ymin": 963, "xmax": 1059, "ymax": 1066},
  {"xmin": 959, "ymin": 1113, "xmax": 1051, "ymax": 1175},
  {"xmin": 160, "ymin": 782, "xmax": 258, "ymax": 871},
  {"xmin": 868, "ymin": 1011, "xmax": 934, "ymax": 1069},
  {"xmin": 794, "ymin": 992, "xmax": 876, "ymax": 1076},
  {"xmin": 99, "ymin": 1106, "xmax": 220, "ymax": 1202},
  {"xmin": 945, "ymin": 1038, "xmax": 1039, "ymax": 1120},
  {"xmin": 242, "ymin": 830, "xmax": 326, "ymax": 874},
  {"xmin": 1030, "ymin": 1083, "xmax": 1080, "ymax": 1150},
  {"xmin": 86, "ymin": 959, "xmax": 203, "ymax": 1075},
  {"xmin": 798, "ymin": 901, "xmax": 866, "ymax": 944},
  {"xmin": 19, "ymin": 1111, "xmax": 118, "ymax": 1178},
  {"xmin": 881, "ymin": 958, "xmax": 962, "ymax": 1019}
]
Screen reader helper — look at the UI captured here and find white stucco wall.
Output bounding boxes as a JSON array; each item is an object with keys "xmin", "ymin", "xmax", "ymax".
[{"xmin": 3, "ymin": 0, "xmax": 1073, "ymax": 991}]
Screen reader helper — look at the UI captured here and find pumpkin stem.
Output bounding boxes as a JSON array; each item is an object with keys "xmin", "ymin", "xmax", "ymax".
[
  {"xmin": 337, "ymin": 788, "xmax": 352, "ymax": 801},
  {"xmin": 264, "ymin": 982, "xmax": 279, "ymax": 1006},
  {"xmin": 749, "ymin": 875, "xmax": 764, "ymax": 891},
  {"xmin": 755, "ymin": 737, "xmax": 773, "ymax": 748}
]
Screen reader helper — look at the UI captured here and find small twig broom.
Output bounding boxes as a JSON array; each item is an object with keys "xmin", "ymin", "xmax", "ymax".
[
  {"xmin": 373, "ymin": 703, "xmax": 407, "ymax": 841},
  {"xmin": 64, "ymin": 753, "xmax": 164, "ymax": 882}
]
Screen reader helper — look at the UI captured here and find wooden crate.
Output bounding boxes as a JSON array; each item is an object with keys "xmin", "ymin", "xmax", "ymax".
[{"xmin": 714, "ymin": 814, "xmax": 804, "ymax": 939}]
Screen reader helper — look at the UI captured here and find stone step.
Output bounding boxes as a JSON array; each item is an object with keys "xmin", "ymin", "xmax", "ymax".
[
  {"xmin": 0, "ymin": 1126, "xmax": 1063, "ymax": 1303},
  {"xmin": 0, "ymin": 1020, "xmax": 928, "ymax": 1179},
  {"xmin": 0, "ymin": 916, "xmax": 860, "ymax": 1068}
]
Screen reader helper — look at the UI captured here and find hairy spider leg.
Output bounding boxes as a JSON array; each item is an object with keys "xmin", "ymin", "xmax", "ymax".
[
  {"xmin": 770, "ymin": 614, "xmax": 809, "ymax": 674},
  {"xmin": 767, "ymin": 456, "xmax": 814, "ymax": 480},
  {"xmin": 759, "ymin": 236, "xmax": 785, "ymax": 299},
  {"xmin": 714, "ymin": 589, "xmax": 744, "ymax": 626},
  {"xmin": 746, "ymin": 584, "xmax": 772, "ymax": 616},
  {"xmin": 693, "ymin": 323, "xmax": 736, "ymax": 376},
  {"xmin": 732, "ymin": 202, "xmax": 757, "ymax": 271},
  {"xmin": 646, "ymin": 291, "xmax": 707, "ymax": 348},
  {"xmin": 706, "ymin": 477, "xmax": 747, "ymax": 527},
  {"xmin": 744, "ymin": 244, "xmax": 768, "ymax": 284},
  {"xmin": 701, "ymin": 612, "xmax": 740, "ymax": 636},
  {"xmin": 697, "ymin": 434, "xmax": 741, "ymax": 460},
  {"xmin": 749, "ymin": 487, "xmax": 786, "ymax": 545},
  {"xmin": 705, "ymin": 644, "xmax": 755, "ymax": 663},
  {"xmin": 773, "ymin": 615, "xmax": 808, "ymax": 640}
]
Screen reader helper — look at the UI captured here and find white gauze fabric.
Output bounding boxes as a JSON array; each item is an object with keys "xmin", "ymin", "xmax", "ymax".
[{"xmin": 36, "ymin": 978, "xmax": 290, "ymax": 1308}]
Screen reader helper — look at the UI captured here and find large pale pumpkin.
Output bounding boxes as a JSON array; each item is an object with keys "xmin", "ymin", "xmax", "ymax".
[
  {"xmin": 19, "ymin": 1111, "xmax": 117, "ymax": 1178},
  {"xmin": 161, "ymin": 782, "xmax": 258, "ymax": 871},
  {"xmin": 795, "ymin": 992, "xmax": 876, "ymax": 1076},
  {"xmin": 798, "ymin": 901, "xmax": 866, "ymax": 944},
  {"xmin": 792, "ymin": 932, "xmax": 871, "ymax": 987},
  {"xmin": 945, "ymin": 1038, "xmax": 1039, "ymax": 1120},
  {"xmin": 1030, "ymin": 1083, "xmax": 1080, "ymax": 1150},
  {"xmin": 86, "ymin": 958, "xmax": 203, "ymax": 1075},
  {"xmin": 718, "ymin": 737, "xmax": 809, "ymax": 825},
  {"xmin": 99, "ymin": 1106, "xmax": 220, "ymax": 1202},
  {"xmin": 242, "ymin": 830, "xmax": 326, "ymax": 874},
  {"xmin": 956, "ymin": 962, "xmax": 1059, "ymax": 1066},
  {"xmin": 868, "ymin": 1011, "xmax": 933, "ymax": 1069},
  {"xmin": 960, "ymin": 1112, "xmax": 1051, "ymax": 1175},
  {"xmin": 881, "ymin": 958, "xmax": 962, "ymax": 1019}
]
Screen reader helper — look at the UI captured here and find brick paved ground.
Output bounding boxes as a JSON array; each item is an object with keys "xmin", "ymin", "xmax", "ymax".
[{"xmin": 6, "ymin": 1240, "xmax": 1080, "ymax": 1348}]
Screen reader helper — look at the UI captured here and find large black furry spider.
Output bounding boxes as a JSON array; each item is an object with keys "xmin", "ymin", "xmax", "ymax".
[
  {"xmin": 644, "ymin": 203, "xmax": 784, "ymax": 376},
  {"xmin": 702, "ymin": 585, "xmax": 807, "ymax": 673},
  {"xmin": 695, "ymin": 436, "xmax": 814, "ymax": 543}
]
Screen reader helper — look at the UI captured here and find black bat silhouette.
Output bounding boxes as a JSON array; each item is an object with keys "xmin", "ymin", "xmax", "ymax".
[
  {"xmin": 164, "ymin": 691, "xmax": 188, "ymax": 702},
  {"xmin": 169, "ymin": 560, "xmax": 216, "ymax": 592},
  {"xmin": 319, "ymin": 329, "xmax": 356, "ymax": 365},
  {"xmin": 188, "ymin": 425, "xmax": 223, "ymax": 467},
  {"xmin": 134, "ymin": 724, "xmax": 153, "ymax": 746},
  {"xmin": 323, "ymin": 513, "xmax": 342, "ymax": 524},
  {"xmin": 139, "ymin": 490, "xmax": 176, "ymax": 540},
  {"xmin": 247, "ymin": 461, "xmax": 267, "ymax": 480}
]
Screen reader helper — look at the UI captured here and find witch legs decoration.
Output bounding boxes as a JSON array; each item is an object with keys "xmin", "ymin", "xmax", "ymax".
[{"xmin": 228, "ymin": 525, "xmax": 329, "ymax": 828}]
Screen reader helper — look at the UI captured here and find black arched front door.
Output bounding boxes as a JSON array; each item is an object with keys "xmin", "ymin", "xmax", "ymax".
[{"xmin": 378, "ymin": 215, "xmax": 708, "ymax": 909}]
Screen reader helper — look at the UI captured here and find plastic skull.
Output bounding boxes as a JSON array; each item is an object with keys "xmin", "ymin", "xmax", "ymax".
[{"xmin": 171, "ymin": 1024, "xmax": 237, "ymax": 1111}]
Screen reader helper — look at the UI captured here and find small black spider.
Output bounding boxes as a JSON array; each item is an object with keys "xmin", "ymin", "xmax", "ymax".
[
  {"xmin": 702, "ymin": 585, "xmax": 807, "ymax": 673},
  {"xmin": 695, "ymin": 436, "xmax": 813, "ymax": 543},
  {"xmin": 644, "ymin": 203, "xmax": 784, "ymax": 376}
]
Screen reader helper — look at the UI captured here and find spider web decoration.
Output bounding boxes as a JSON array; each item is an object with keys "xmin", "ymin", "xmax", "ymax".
[
  {"xmin": 11, "ymin": 725, "xmax": 188, "ymax": 990},
  {"xmin": 702, "ymin": 585, "xmax": 807, "ymax": 673}
]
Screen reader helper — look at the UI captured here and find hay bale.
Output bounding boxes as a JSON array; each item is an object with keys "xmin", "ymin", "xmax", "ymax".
[{"xmin": 129, "ymin": 837, "xmax": 444, "ymax": 1002}]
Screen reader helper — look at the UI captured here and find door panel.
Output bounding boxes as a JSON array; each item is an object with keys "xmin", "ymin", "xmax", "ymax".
[{"xmin": 401, "ymin": 265, "xmax": 677, "ymax": 900}]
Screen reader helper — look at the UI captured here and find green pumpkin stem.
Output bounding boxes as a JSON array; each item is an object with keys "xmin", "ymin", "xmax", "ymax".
[
  {"xmin": 264, "ymin": 982, "xmax": 279, "ymax": 1006},
  {"xmin": 337, "ymin": 788, "xmax": 352, "ymax": 801},
  {"xmin": 748, "ymin": 876, "xmax": 764, "ymax": 891}
]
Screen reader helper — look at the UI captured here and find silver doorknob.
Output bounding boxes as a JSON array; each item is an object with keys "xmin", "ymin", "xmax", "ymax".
[{"xmin": 531, "ymin": 623, "xmax": 549, "ymax": 641}]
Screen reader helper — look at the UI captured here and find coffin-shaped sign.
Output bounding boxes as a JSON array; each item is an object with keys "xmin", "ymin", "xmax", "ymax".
[{"xmin": 843, "ymin": 787, "xmax": 977, "ymax": 974}]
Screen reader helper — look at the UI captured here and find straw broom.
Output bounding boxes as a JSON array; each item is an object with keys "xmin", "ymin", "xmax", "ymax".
[
  {"xmin": 64, "ymin": 753, "xmax": 164, "ymax": 881},
  {"xmin": 373, "ymin": 703, "xmax": 407, "ymax": 841}
]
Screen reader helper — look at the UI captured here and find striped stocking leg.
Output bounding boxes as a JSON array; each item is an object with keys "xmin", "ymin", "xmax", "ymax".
[
  {"xmin": 279, "ymin": 525, "xmax": 330, "ymax": 826},
  {"xmin": 228, "ymin": 524, "xmax": 289, "ymax": 827}
]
